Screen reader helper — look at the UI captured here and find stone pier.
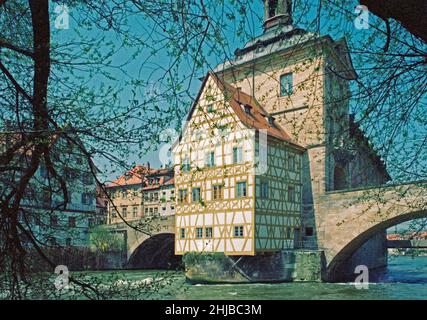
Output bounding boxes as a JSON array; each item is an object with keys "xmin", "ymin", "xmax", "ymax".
[{"xmin": 184, "ymin": 250, "xmax": 326, "ymax": 283}]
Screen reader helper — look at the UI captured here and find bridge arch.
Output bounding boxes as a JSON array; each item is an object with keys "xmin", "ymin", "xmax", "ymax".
[
  {"xmin": 326, "ymin": 209, "xmax": 427, "ymax": 281},
  {"xmin": 127, "ymin": 233, "xmax": 181, "ymax": 269}
]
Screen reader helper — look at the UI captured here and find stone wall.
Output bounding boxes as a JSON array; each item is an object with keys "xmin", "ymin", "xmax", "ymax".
[{"xmin": 184, "ymin": 250, "xmax": 326, "ymax": 283}]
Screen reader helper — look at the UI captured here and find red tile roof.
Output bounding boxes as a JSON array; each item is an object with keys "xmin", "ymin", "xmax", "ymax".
[
  {"xmin": 107, "ymin": 165, "xmax": 173, "ymax": 188},
  {"xmin": 184, "ymin": 72, "xmax": 305, "ymax": 151}
]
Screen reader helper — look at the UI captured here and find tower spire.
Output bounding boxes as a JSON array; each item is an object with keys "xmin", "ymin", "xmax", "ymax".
[{"xmin": 263, "ymin": 0, "xmax": 293, "ymax": 31}]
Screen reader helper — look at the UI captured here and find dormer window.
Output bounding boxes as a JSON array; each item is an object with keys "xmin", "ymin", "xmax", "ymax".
[
  {"xmin": 267, "ymin": 116, "xmax": 275, "ymax": 126},
  {"xmin": 207, "ymin": 104, "xmax": 214, "ymax": 113},
  {"xmin": 242, "ymin": 104, "xmax": 251, "ymax": 114}
]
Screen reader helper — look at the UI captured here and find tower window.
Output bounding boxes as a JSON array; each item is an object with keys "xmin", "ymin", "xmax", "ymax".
[
  {"xmin": 268, "ymin": 0, "xmax": 278, "ymax": 18},
  {"xmin": 305, "ymin": 227, "xmax": 314, "ymax": 237},
  {"xmin": 280, "ymin": 73, "xmax": 293, "ymax": 96}
]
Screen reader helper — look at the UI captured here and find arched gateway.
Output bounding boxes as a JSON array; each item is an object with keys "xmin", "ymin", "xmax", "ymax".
[
  {"xmin": 108, "ymin": 215, "xmax": 178, "ymax": 269},
  {"xmin": 317, "ymin": 182, "xmax": 427, "ymax": 281}
]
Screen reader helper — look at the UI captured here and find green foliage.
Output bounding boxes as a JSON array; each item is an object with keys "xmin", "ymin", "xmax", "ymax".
[{"xmin": 90, "ymin": 226, "xmax": 124, "ymax": 252}]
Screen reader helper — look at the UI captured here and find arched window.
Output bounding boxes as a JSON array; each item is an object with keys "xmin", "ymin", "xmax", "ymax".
[{"xmin": 268, "ymin": 0, "xmax": 278, "ymax": 18}]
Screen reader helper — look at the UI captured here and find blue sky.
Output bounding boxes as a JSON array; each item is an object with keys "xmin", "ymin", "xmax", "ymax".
[{"xmin": 51, "ymin": 1, "xmax": 425, "ymax": 183}]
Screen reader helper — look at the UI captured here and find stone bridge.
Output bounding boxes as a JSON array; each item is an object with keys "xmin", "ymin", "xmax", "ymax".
[
  {"xmin": 105, "ymin": 182, "xmax": 426, "ymax": 279},
  {"xmin": 387, "ymin": 240, "xmax": 427, "ymax": 248},
  {"xmin": 315, "ymin": 181, "xmax": 427, "ymax": 281},
  {"xmin": 107, "ymin": 215, "xmax": 177, "ymax": 269}
]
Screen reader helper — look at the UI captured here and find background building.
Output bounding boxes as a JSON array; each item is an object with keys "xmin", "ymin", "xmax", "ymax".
[
  {"xmin": 107, "ymin": 164, "xmax": 174, "ymax": 224},
  {"xmin": 0, "ymin": 133, "xmax": 99, "ymax": 248}
]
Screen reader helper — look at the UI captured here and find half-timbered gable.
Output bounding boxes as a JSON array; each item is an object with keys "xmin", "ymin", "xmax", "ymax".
[{"xmin": 174, "ymin": 72, "xmax": 304, "ymax": 256}]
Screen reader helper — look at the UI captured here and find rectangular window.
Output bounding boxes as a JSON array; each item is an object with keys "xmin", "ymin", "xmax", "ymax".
[
  {"xmin": 50, "ymin": 215, "xmax": 58, "ymax": 227},
  {"xmin": 67, "ymin": 191, "xmax": 73, "ymax": 204},
  {"xmin": 288, "ymin": 153, "xmax": 296, "ymax": 171},
  {"xmin": 286, "ymin": 227, "xmax": 292, "ymax": 239},
  {"xmin": 260, "ymin": 180, "xmax": 269, "ymax": 198},
  {"xmin": 236, "ymin": 181, "xmax": 247, "ymax": 198},
  {"xmin": 234, "ymin": 226, "xmax": 244, "ymax": 237},
  {"xmin": 122, "ymin": 207, "xmax": 127, "ymax": 217},
  {"xmin": 213, "ymin": 185, "xmax": 223, "ymax": 200},
  {"xmin": 68, "ymin": 217, "xmax": 76, "ymax": 228},
  {"xmin": 149, "ymin": 208, "xmax": 153, "ymax": 214},
  {"xmin": 133, "ymin": 206, "xmax": 138, "ymax": 217},
  {"xmin": 288, "ymin": 186, "xmax": 295, "ymax": 202},
  {"xmin": 66, "ymin": 238, "xmax": 72, "ymax": 246},
  {"xmin": 305, "ymin": 227, "xmax": 314, "ymax": 237},
  {"xmin": 196, "ymin": 227, "xmax": 203, "ymax": 239},
  {"xmin": 81, "ymin": 193, "xmax": 92, "ymax": 205},
  {"xmin": 178, "ymin": 189, "xmax": 188, "ymax": 203},
  {"xmin": 82, "ymin": 174, "xmax": 93, "ymax": 185},
  {"xmin": 205, "ymin": 227, "xmax": 213, "ymax": 238},
  {"xmin": 180, "ymin": 228, "xmax": 186, "ymax": 239},
  {"xmin": 154, "ymin": 207, "xmax": 158, "ymax": 215},
  {"xmin": 205, "ymin": 151, "xmax": 215, "ymax": 167},
  {"xmin": 48, "ymin": 237, "xmax": 57, "ymax": 246},
  {"xmin": 144, "ymin": 208, "xmax": 148, "ymax": 214},
  {"xmin": 39, "ymin": 164, "xmax": 48, "ymax": 179},
  {"xmin": 280, "ymin": 73, "xmax": 293, "ymax": 96},
  {"xmin": 233, "ymin": 146, "xmax": 243, "ymax": 164},
  {"xmin": 182, "ymin": 157, "xmax": 190, "ymax": 172},
  {"xmin": 207, "ymin": 104, "xmax": 214, "ymax": 113},
  {"xmin": 42, "ymin": 190, "xmax": 52, "ymax": 205},
  {"xmin": 192, "ymin": 187, "xmax": 201, "ymax": 203}
]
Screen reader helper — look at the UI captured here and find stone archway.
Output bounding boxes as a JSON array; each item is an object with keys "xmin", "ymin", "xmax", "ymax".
[
  {"xmin": 315, "ymin": 182, "xmax": 427, "ymax": 281},
  {"xmin": 326, "ymin": 209, "xmax": 427, "ymax": 281},
  {"xmin": 127, "ymin": 233, "xmax": 181, "ymax": 269}
]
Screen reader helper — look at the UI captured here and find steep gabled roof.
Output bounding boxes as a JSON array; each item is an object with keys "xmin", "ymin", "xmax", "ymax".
[{"xmin": 183, "ymin": 72, "xmax": 305, "ymax": 151}]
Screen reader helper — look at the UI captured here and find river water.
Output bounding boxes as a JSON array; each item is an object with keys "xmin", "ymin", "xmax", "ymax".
[{"xmin": 71, "ymin": 255, "xmax": 427, "ymax": 300}]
